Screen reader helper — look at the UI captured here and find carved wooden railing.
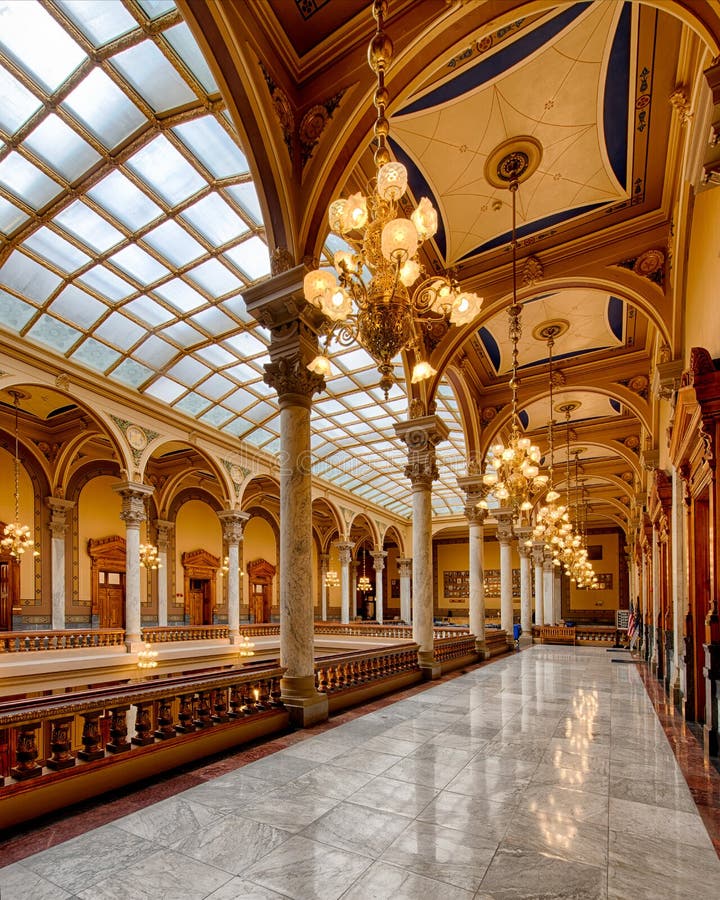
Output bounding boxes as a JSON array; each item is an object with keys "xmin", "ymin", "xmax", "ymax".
[
  {"xmin": 574, "ymin": 625, "xmax": 621, "ymax": 645},
  {"xmin": 315, "ymin": 644, "xmax": 420, "ymax": 695},
  {"xmin": 0, "ymin": 629, "xmax": 125, "ymax": 653},
  {"xmin": 0, "ymin": 665, "xmax": 286, "ymax": 787},
  {"xmin": 433, "ymin": 634, "xmax": 477, "ymax": 663},
  {"xmin": 313, "ymin": 623, "xmax": 469, "ymax": 640},
  {"xmin": 141, "ymin": 625, "xmax": 230, "ymax": 643},
  {"xmin": 537, "ymin": 625, "xmax": 576, "ymax": 644}
]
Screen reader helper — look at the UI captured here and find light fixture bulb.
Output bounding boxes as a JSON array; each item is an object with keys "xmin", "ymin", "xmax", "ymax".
[
  {"xmin": 411, "ymin": 360, "xmax": 437, "ymax": 383},
  {"xmin": 381, "ymin": 217, "xmax": 418, "ymax": 263}
]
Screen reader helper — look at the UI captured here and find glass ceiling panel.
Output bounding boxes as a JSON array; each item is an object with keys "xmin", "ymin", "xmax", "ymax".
[
  {"xmin": 0, "ymin": 250, "xmax": 61, "ymax": 302},
  {"xmin": 174, "ymin": 392, "xmax": 211, "ymax": 417},
  {"xmin": 187, "ymin": 259, "xmax": 242, "ymax": 296},
  {"xmin": 109, "ymin": 244, "xmax": 170, "ymax": 285},
  {"xmin": 0, "ymin": 197, "xmax": 30, "ymax": 235},
  {"xmin": 23, "ymin": 227, "xmax": 91, "ymax": 273},
  {"xmin": 132, "ymin": 334, "xmax": 177, "ymax": 367},
  {"xmin": 145, "ymin": 376, "xmax": 185, "ymax": 403},
  {"xmin": 191, "ymin": 307, "xmax": 235, "ymax": 335},
  {"xmin": 224, "ymin": 236, "xmax": 271, "ymax": 281},
  {"xmin": 54, "ymin": 201, "xmax": 123, "ymax": 253},
  {"xmin": 55, "ymin": 0, "xmax": 138, "ymax": 47},
  {"xmin": 168, "ymin": 357, "xmax": 211, "ymax": 386},
  {"xmin": 71, "ymin": 337, "xmax": 121, "ymax": 372},
  {"xmin": 161, "ymin": 320, "xmax": 203, "ymax": 348},
  {"xmin": 181, "ymin": 195, "xmax": 249, "ymax": 245},
  {"xmin": 127, "ymin": 135, "xmax": 205, "ymax": 206},
  {"xmin": 78, "ymin": 264, "xmax": 134, "ymax": 301},
  {"xmin": 163, "ymin": 23, "xmax": 217, "ymax": 93},
  {"xmin": 0, "ymin": 289, "xmax": 35, "ymax": 331},
  {"xmin": 223, "ymin": 331, "xmax": 267, "ymax": 357},
  {"xmin": 0, "ymin": 67, "xmax": 43, "ymax": 135},
  {"xmin": 111, "ymin": 41, "xmax": 196, "ymax": 112},
  {"xmin": 89, "ymin": 170, "xmax": 161, "ymax": 230},
  {"xmin": 197, "ymin": 373, "xmax": 234, "ymax": 401},
  {"xmin": 173, "ymin": 117, "xmax": 248, "ymax": 178},
  {"xmin": 23, "ymin": 114, "xmax": 102, "ymax": 182},
  {"xmin": 224, "ymin": 183, "xmax": 262, "ymax": 224},
  {"xmin": 110, "ymin": 357, "xmax": 153, "ymax": 389},
  {"xmin": 95, "ymin": 312, "xmax": 146, "ymax": 350},
  {"xmin": 49, "ymin": 283, "xmax": 106, "ymax": 329},
  {"xmin": 0, "ymin": 0, "xmax": 87, "ymax": 92},
  {"xmin": 0, "ymin": 153, "xmax": 62, "ymax": 209},
  {"xmin": 153, "ymin": 278, "xmax": 206, "ymax": 313},
  {"xmin": 137, "ymin": 0, "xmax": 176, "ymax": 18},
  {"xmin": 26, "ymin": 315, "xmax": 81, "ymax": 353},
  {"xmin": 124, "ymin": 295, "xmax": 174, "ymax": 327},
  {"xmin": 143, "ymin": 220, "xmax": 204, "ymax": 267},
  {"xmin": 62, "ymin": 67, "xmax": 145, "ymax": 149}
]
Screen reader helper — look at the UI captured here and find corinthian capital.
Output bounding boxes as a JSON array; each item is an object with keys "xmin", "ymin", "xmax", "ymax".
[
  {"xmin": 112, "ymin": 481, "xmax": 154, "ymax": 528},
  {"xmin": 217, "ymin": 509, "xmax": 250, "ymax": 544},
  {"xmin": 395, "ymin": 414, "xmax": 449, "ymax": 489}
]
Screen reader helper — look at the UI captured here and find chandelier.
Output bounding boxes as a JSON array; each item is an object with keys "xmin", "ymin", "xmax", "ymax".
[
  {"xmin": 324, "ymin": 568, "xmax": 339, "ymax": 588},
  {"xmin": 139, "ymin": 517, "xmax": 160, "ymax": 570},
  {"xmin": 1, "ymin": 391, "xmax": 37, "ymax": 560},
  {"xmin": 532, "ymin": 325, "xmax": 571, "ymax": 563},
  {"xmin": 237, "ymin": 632, "xmax": 256, "ymax": 658},
  {"xmin": 358, "ymin": 546, "xmax": 372, "ymax": 592},
  {"xmin": 137, "ymin": 642, "xmax": 159, "ymax": 670},
  {"xmin": 482, "ymin": 140, "xmax": 547, "ymax": 519},
  {"xmin": 303, "ymin": 0, "xmax": 482, "ymax": 397}
]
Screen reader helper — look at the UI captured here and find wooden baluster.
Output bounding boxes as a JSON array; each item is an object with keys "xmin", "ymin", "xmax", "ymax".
[
  {"xmin": 46, "ymin": 716, "xmax": 76, "ymax": 770},
  {"xmin": 228, "ymin": 684, "xmax": 243, "ymax": 717},
  {"xmin": 11, "ymin": 722, "xmax": 43, "ymax": 780},
  {"xmin": 106, "ymin": 706, "xmax": 131, "ymax": 753},
  {"xmin": 78, "ymin": 712, "xmax": 104, "ymax": 760},
  {"xmin": 193, "ymin": 692, "xmax": 212, "ymax": 729},
  {"xmin": 175, "ymin": 694, "xmax": 194, "ymax": 733},
  {"xmin": 316, "ymin": 667, "xmax": 326, "ymax": 692},
  {"xmin": 242, "ymin": 685, "xmax": 257, "ymax": 714},
  {"xmin": 212, "ymin": 688, "xmax": 229, "ymax": 723},
  {"xmin": 132, "ymin": 703, "xmax": 154, "ymax": 746},
  {"xmin": 254, "ymin": 682, "xmax": 267, "ymax": 711},
  {"xmin": 154, "ymin": 698, "xmax": 176, "ymax": 740},
  {"xmin": 270, "ymin": 677, "xmax": 283, "ymax": 707}
]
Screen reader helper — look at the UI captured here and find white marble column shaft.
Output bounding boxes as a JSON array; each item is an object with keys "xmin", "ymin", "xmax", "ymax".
[
  {"xmin": 517, "ymin": 527, "xmax": 532, "ymax": 634},
  {"xmin": 371, "ymin": 550, "xmax": 387, "ymax": 624},
  {"xmin": 46, "ymin": 498, "xmax": 74, "ymax": 631},
  {"xmin": 468, "ymin": 514, "xmax": 487, "ymax": 648},
  {"xmin": 553, "ymin": 570, "xmax": 562, "ymax": 623},
  {"xmin": 651, "ymin": 526, "xmax": 661, "ymax": 666},
  {"xmin": 543, "ymin": 554, "xmax": 555, "ymax": 625},
  {"xmin": 154, "ymin": 520, "xmax": 173, "ymax": 628},
  {"xmin": 496, "ymin": 510, "xmax": 514, "ymax": 635},
  {"xmin": 397, "ymin": 557, "xmax": 412, "ymax": 625},
  {"xmin": 218, "ymin": 510, "xmax": 249, "ymax": 643},
  {"xmin": 319, "ymin": 553, "xmax": 329, "ymax": 622},
  {"xmin": 337, "ymin": 542, "xmax": 353, "ymax": 624},
  {"xmin": 671, "ymin": 469, "xmax": 687, "ymax": 697},
  {"xmin": 532, "ymin": 543, "xmax": 545, "ymax": 627},
  {"xmin": 113, "ymin": 481, "xmax": 154, "ymax": 649}
]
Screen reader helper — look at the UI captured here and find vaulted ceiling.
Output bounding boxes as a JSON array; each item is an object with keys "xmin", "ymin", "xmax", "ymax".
[{"xmin": 1, "ymin": 0, "xmax": 716, "ymax": 531}]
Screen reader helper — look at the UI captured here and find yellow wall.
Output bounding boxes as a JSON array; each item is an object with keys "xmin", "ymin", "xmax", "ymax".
[
  {"xmin": 243, "ymin": 516, "xmax": 277, "ymax": 614},
  {"xmin": 436, "ymin": 538, "xmax": 519, "ymax": 617},
  {"xmin": 174, "ymin": 500, "xmax": 223, "ymax": 615},
  {"xmin": 78, "ymin": 476, "xmax": 122, "ymax": 605},
  {"xmin": 685, "ymin": 187, "xmax": 720, "ymax": 359},
  {"xmin": 567, "ymin": 531, "xmax": 620, "ymax": 612}
]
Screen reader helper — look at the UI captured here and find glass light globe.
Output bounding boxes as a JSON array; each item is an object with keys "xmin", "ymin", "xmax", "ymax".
[
  {"xmin": 381, "ymin": 218, "xmax": 418, "ymax": 263},
  {"xmin": 321, "ymin": 286, "xmax": 353, "ymax": 321},
  {"xmin": 328, "ymin": 199, "xmax": 347, "ymax": 233},
  {"xmin": 377, "ymin": 161, "xmax": 408, "ymax": 200},
  {"xmin": 410, "ymin": 197, "xmax": 438, "ymax": 240},
  {"xmin": 518, "ymin": 437, "xmax": 531, "ymax": 450},
  {"xmin": 303, "ymin": 269, "xmax": 336, "ymax": 305},
  {"xmin": 334, "ymin": 250, "xmax": 359, "ymax": 273},
  {"xmin": 411, "ymin": 361, "xmax": 437, "ymax": 383},
  {"xmin": 399, "ymin": 259, "xmax": 420, "ymax": 286},
  {"xmin": 342, "ymin": 192, "xmax": 368, "ymax": 231},
  {"xmin": 449, "ymin": 291, "xmax": 483, "ymax": 325},
  {"xmin": 307, "ymin": 355, "xmax": 332, "ymax": 377}
]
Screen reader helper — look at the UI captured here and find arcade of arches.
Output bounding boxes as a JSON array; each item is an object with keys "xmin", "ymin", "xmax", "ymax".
[{"xmin": 2, "ymin": 0, "xmax": 720, "ymax": 877}]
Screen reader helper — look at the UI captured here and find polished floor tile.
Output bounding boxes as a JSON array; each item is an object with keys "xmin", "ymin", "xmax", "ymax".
[{"xmin": 4, "ymin": 645, "xmax": 720, "ymax": 900}]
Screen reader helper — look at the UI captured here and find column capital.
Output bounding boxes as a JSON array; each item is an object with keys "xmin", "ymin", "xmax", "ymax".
[
  {"xmin": 371, "ymin": 549, "xmax": 387, "ymax": 571},
  {"xmin": 397, "ymin": 557, "xmax": 412, "ymax": 578},
  {"xmin": 319, "ymin": 553, "xmax": 330, "ymax": 570},
  {"xmin": 264, "ymin": 354, "xmax": 325, "ymax": 409},
  {"xmin": 543, "ymin": 551, "xmax": 556, "ymax": 571},
  {"xmin": 336, "ymin": 541, "xmax": 353, "ymax": 565},
  {"xmin": 395, "ymin": 415, "xmax": 449, "ymax": 488},
  {"xmin": 516, "ymin": 526, "xmax": 532, "ymax": 557},
  {"xmin": 112, "ymin": 481, "xmax": 154, "ymax": 527},
  {"xmin": 46, "ymin": 497, "xmax": 75, "ymax": 537},
  {"xmin": 531, "ymin": 541, "xmax": 546, "ymax": 566},
  {"xmin": 154, "ymin": 519, "xmax": 174, "ymax": 547},
  {"xmin": 217, "ymin": 509, "xmax": 250, "ymax": 544},
  {"xmin": 495, "ymin": 508, "xmax": 514, "ymax": 543}
]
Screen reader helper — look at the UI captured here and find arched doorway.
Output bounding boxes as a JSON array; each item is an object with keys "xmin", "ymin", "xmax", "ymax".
[
  {"xmin": 247, "ymin": 558, "xmax": 275, "ymax": 623},
  {"xmin": 0, "ymin": 527, "xmax": 20, "ymax": 631},
  {"xmin": 88, "ymin": 535, "xmax": 126, "ymax": 629},
  {"xmin": 181, "ymin": 549, "xmax": 220, "ymax": 625}
]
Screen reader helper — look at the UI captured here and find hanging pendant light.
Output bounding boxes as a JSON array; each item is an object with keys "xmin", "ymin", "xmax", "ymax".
[
  {"xmin": 1, "ymin": 391, "xmax": 38, "ymax": 560},
  {"xmin": 358, "ymin": 545, "xmax": 372, "ymax": 592},
  {"xmin": 304, "ymin": 0, "xmax": 483, "ymax": 397},
  {"xmin": 481, "ymin": 140, "xmax": 547, "ymax": 520},
  {"xmin": 139, "ymin": 506, "xmax": 160, "ymax": 570}
]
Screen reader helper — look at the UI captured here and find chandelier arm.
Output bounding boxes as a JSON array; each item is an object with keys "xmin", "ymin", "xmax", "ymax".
[
  {"xmin": 13, "ymin": 394, "xmax": 20, "ymax": 524},
  {"xmin": 547, "ymin": 335, "xmax": 554, "ymax": 484}
]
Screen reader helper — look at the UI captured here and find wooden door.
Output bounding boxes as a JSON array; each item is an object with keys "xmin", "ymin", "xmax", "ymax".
[
  {"xmin": 98, "ymin": 570, "xmax": 124, "ymax": 628},
  {"xmin": 251, "ymin": 583, "xmax": 270, "ymax": 623},
  {"xmin": 189, "ymin": 578, "xmax": 209, "ymax": 625}
]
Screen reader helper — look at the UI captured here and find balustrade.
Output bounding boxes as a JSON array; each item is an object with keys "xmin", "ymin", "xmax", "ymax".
[{"xmin": 0, "ymin": 629, "xmax": 125, "ymax": 652}]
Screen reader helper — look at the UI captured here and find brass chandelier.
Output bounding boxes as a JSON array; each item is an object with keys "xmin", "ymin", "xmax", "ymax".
[
  {"xmin": 482, "ymin": 140, "xmax": 547, "ymax": 519},
  {"xmin": 1, "ymin": 391, "xmax": 37, "ymax": 560},
  {"xmin": 304, "ymin": 0, "xmax": 482, "ymax": 397},
  {"xmin": 358, "ymin": 546, "xmax": 372, "ymax": 593}
]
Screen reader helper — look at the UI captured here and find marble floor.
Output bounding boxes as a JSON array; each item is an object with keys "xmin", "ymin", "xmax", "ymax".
[{"xmin": 2, "ymin": 645, "xmax": 719, "ymax": 899}]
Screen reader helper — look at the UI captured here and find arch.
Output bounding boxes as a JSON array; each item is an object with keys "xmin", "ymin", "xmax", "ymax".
[
  {"xmin": 347, "ymin": 512, "xmax": 380, "ymax": 550},
  {"xmin": 381, "ymin": 524, "xmax": 406, "ymax": 556},
  {"xmin": 148, "ymin": 440, "xmax": 232, "ymax": 515},
  {"xmin": 311, "ymin": 496, "xmax": 344, "ymax": 550}
]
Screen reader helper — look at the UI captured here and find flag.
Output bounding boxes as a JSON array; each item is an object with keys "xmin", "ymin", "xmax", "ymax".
[{"xmin": 627, "ymin": 607, "xmax": 637, "ymax": 639}]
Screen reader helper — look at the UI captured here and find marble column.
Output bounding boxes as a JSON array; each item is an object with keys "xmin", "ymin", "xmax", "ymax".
[
  {"xmin": 397, "ymin": 557, "xmax": 412, "ymax": 624},
  {"xmin": 672, "ymin": 469, "xmax": 688, "ymax": 703},
  {"xmin": 516, "ymin": 526, "xmax": 532, "ymax": 635},
  {"xmin": 553, "ymin": 569, "xmax": 562, "ymax": 624},
  {"xmin": 218, "ymin": 510, "xmax": 250, "ymax": 643},
  {"xmin": 244, "ymin": 264, "xmax": 328, "ymax": 726},
  {"xmin": 651, "ymin": 525, "xmax": 661, "ymax": 671},
  {"xmin": 337, "ymin": 541, "xmax": 353, "ymax": 624},
  {"xmin": 457, "ymin": 475, "xmax": 489, "ymax": 657},
  {"xmin": 46, "ymin": 498, "xmax": 74, "ymax": 631},
  {"xmin": 496, "ymin": 509, "xmax": 515, "ymax": 640},
  {"xmin": 532, "ymin": 542, "xmax": 545, "ymax": 627},
  {"xmin": 641, "ymin": 545, "xmax": 649, "ymax": 657},
  {"xmin": 395, "ymin": 414, "xmax": 449, "ymax": 678},
  {"xmin": 154, "ymin": 519, "xmax": 173, "ymax": 627},
  {"xmin": 543, "ymin": 551, "xmax": 555, "ymax": 625},
  {"xmin": 112, "ymin": 481, "xmax": 154, "ymax": 650},
  {"xmin": 371, "ymin": 550, "xmax": 387, "ymax": 624},
  {"xmin": 319, "ymin": 553, "xmax": 329, "ymax": 621}
]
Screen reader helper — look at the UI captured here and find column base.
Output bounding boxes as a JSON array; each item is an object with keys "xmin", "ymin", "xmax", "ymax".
[
  {"xmin": 475, "ymin": 639, "xmax": 490, "ymax": 660},
  {"xmin": 228, "ymin": 632, "xmax": 242, "ymax": 645},
  {"xmin": 704, "ymin": 723, "xmax": 719, "ymax": 760},
  {"xmin": 280, "ymin": 675, "xmax": 329, "ymax": 727},
  {"xmin": 125, "ymin": 638, "xmax": 144, "ymax": 653},
  {"xmin": 418, "ymin": 650, "xmax": 442, "ymax": 680}
]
